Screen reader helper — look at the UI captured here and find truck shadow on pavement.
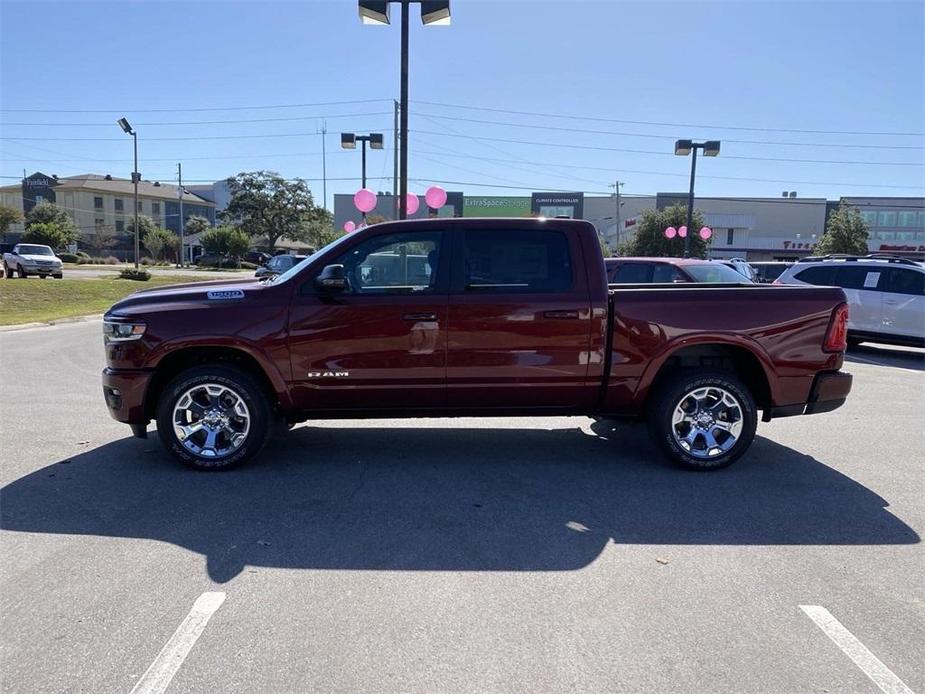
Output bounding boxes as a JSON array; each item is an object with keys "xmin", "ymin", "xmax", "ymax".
[{"xmin": 1, "ymin": 421, "xmax": 919, "ymax": 582}]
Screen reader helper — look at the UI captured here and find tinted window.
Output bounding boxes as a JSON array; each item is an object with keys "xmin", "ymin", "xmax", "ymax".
[
  {"xmin": 16, "ymin": 245, "xmax": 53, "ymax": 256},
  {"xmin": 885, "ymin": 268, "xmax": 924, "ymax": 296},
  {"xmin": 652, "ymin": 263, "xmax": 685, "ymax": 283},
  {"xmin": 684, "ymin": 264, "xmax": 750, "ymax": 283},
  {"xmin": 612, "ymin": 263, "xmax": 653, "ymax": 284},
  {"xmin": 835, "ymin": 266, "xmax": 883, "ymax": 290},
  {"xmin": 795, "ymin": 265, "xmax": 837, "ymax": 285},
  {"xmin": 329, "ymin": 231, "xmax": 442, "ymax": 294},
  {"xmin": 462, "ymin": 229, "xmax": 571, "ymax": 292}
]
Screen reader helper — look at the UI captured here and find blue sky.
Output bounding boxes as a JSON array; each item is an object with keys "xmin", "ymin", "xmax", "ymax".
[{"xmin": 1, "ymin": 0, "xmax": 923, "ymax": 207}]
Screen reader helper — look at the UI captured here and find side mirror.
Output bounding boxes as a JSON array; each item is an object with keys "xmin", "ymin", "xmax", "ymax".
[{"xmin": 315, "ymin": 264, "xmax": 347, "ymax": 292}]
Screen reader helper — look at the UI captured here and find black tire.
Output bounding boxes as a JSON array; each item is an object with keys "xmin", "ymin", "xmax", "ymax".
[
  {"xmin": 3, "ymin": 264, "xmax": 12, "ymax": 279},
  {"xmin": 53, "ymin": 274, "xmax": 63, "ymax": 279},
  {"xmin": 155, "ymin": 365, "xmax": 271, "ymax": 471},
  {"xmin": 647, "ymin": 369, "xmax": 757, "ymax": 471},
  {"xmin": 38, "ymin": 274, "xmax": 47, "ymax": 279},
  {"xmin": 16, "ymin": 265, "xmax": 27, "ymax": 278}
]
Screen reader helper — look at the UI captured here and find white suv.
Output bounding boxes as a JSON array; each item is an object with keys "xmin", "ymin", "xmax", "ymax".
[{"xmin": 775, "ymin": 255, "xmax": 924, "ymax": 348}]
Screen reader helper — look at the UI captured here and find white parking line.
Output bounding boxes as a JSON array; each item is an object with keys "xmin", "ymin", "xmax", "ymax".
[
  {"xmin": 800, "ymin": 605, "xmax": 914, "ymax": 694},
  {"xmin": 130, "ymin": 592, "xmax": 226, "ymax": 694}
]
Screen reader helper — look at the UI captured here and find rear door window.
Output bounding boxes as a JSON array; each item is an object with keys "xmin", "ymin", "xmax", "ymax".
[
  {"xmin": 459, "ymin": 229, "xmax": 572, "ymax": 293},
  {"xmin": 794, "ymin": 265, "xmax": 837, "ymax": 285},
  {"xmin": 884, "ymin": 268, "xmax": 925, "ymax": 296},
  {"xmin": 613, "ymin": 263, "xmax": 653, "ymax": 284},
  {"xmin": 835, "ymin": 266, "xmax": 884, "ymax": 291},
  {"xmin": 651, "ymin": 263, "xmax": 685, "ymax": 283}
]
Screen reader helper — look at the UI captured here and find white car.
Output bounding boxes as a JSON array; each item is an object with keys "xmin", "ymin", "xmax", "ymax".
[
  {"xmin": 2, "ymin": 243, "xmax": 64, "ymax": 279},
  {"xmin": 775, "ymin": 255, "xmax": 924, "ymax": 348}
]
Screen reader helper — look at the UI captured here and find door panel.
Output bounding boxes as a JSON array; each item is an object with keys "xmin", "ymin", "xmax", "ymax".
[
  {"xmin": 287, "ymin": 230, "xmax": 448, "ymax": 411},
  {"xmin": 446, "ymin": 228, "xmax": 594, "ymax": 409},
  {"xmin": 882, "ymin": 268, "xmax": 925, "ymax": 338},
  {"xmin": 834, "ymin": 266, "xmax": 883, "ymax": 333}
]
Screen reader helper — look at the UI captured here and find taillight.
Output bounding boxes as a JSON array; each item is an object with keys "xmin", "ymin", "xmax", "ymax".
[{"xmin": 824, "ymin": 302, "xmax": 849, "ymax": 352}]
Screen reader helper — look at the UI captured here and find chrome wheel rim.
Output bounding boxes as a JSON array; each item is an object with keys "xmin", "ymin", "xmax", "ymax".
[
  {"xmin": 172, "ymin": 383, "xmax": 250, "ymax": 459},
  {"xmin": 671, "ymin": 386, "xmax": 744, "ymax": 459}
]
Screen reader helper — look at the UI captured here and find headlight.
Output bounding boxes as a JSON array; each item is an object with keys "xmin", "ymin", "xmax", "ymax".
[{"xmin": 103, "ymin": 320, "xmax": 146, "ymax": 342}]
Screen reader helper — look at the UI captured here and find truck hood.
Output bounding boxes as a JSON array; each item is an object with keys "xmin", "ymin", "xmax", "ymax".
[
  {"xmin": 18, "ymin": 254, "xmax": 62, "ymax": 263},
  {"xmin": 106, "ymin": 277, "xmax": 266, "ymax": 317}
]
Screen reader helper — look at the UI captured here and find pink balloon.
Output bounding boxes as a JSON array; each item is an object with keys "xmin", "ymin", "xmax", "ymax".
[
  {"xmin": 424, "ymin": 186, "xmax": 448, "ymax": 209},
  {"xmin": 664, "ymin": 226, "xmax": 677, "ymax": 239},
  {"xmin": 353, "ymin": 188, "xmax": 377, "ymax": 214},
  {"xmin": 343, "ymin": 220, "xmax": 356, "ymax": 233},
  {"xmin": 678, "ymin": 226, "xmax": 688, "ymax": 238},
  {"xmin": 699, "ymin": 226, "xmax": 712, "ymax": 240},
  {"xmin": 406, "ymin": 193, "xmax": 420, "ymax": 215}
]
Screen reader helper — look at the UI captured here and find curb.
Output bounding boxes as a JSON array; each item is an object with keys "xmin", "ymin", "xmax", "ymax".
[{"xmin": 0, "ymin": 313, "xmax": 104, "ymax": 333}]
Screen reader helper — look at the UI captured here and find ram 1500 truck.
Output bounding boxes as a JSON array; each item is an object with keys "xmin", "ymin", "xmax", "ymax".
[{"xmin": 101, "ymin": 218, "xmax": 852, "ymax": 471}]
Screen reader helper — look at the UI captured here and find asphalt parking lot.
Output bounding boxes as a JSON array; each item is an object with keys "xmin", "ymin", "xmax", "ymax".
[{"xmin": 1, "ymin": 322, "xmax": 922, "ymax": 694}]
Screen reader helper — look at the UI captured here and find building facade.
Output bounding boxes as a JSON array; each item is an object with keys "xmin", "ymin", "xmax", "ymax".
[{"xmin": 0, "ymin": 172, "xmax": 216, "ymax": 259}]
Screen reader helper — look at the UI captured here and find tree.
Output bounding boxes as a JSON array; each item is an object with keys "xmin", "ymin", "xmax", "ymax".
[
  {"xmin": 815, "ymin": 201, "xmax": 870, "ymax": 256},
  {"xmin": 125, "ymin": 214, "xmax": 157, "ymax": 240},
  {"xmin": 84, "ymin": 225, "xmax": 116, "ymax": 253},
  {"xmin": 618, "ymin": 205, "xmax": 708, "ymax": 258},
  {"xmin": 225, "ymin": 228, "xmax": 250, "ymax": 260},
  {"xmin": 25, "ymin": 202, "xmax": 79, "ymax": 245},
  {"xmin": 184, "ymin": 215, "xmax": 210, "ymax": 237},
  {"xmin": 198, "ymin": 225, "xmax": 250, "ymax": 266},
  {"xmin": 143, "ymin": 228, "xmax": 180, "ymax": 261},
  {"xmin": 0, "ymin": 203, "xmax": 23, "ymax": 236},
  {"xmin": 222, "ymin": 171, "xmax": 328, "ymax": 252},
  {"xmin": 22, "ymin": 222, "xmax": 70, "ymax": 249}
]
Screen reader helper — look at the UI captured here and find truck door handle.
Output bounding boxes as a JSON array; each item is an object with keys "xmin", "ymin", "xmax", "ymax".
[
  {"xmin": 402, "ymin": 312, "xmax": 437, "ymax": 321},
  {"xmin": 543, "ymin": 310, "xmax": 579, "ymax": 319}
]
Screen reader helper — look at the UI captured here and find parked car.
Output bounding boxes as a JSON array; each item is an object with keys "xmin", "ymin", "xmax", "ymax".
[
  {"xmin": 2, "ymin": 244, "xmax": 64, "ymax": 279},
  {"xmin": 750, "ymin": 261, "xmax": 792, "ymax": 284},
  {"xmin": 775, "ymin": 254, "xmax": 924, "ymax": 348},
  {"xmin": 254, "ymin": 254, "xmax": 308, "ymax": 279},
  {"xmin": 245, "ymin": 250, "xmax": 271, "ymax": 265},
  {"xmin": 606, "ymin": 257, "xmax": 753, "ymax": 284},
  {"xmin": 102, "ymin": 218, "xmax": 852, "ymax": 472},
  {"xmin": 717, "ymin": 257, "xmax": 759, "ymax": 282}
]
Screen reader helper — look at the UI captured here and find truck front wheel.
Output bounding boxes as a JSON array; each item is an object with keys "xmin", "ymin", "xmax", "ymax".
[
  {"xmin": 155, "ymin": 365, "xmax": 270, "ymax": 470},
  {"xmin": 647, "ymin": 369, "xmax": 757, "ymax": 471}
]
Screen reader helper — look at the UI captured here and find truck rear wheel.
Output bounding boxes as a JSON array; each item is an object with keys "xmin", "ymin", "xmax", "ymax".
[
  {"xmin": 647, "ymin": 369, "xmax": 757, "ymax": 471},
  {"xmin": 155, "ymin": 365, "xmax": 270, "ymax": 470}
]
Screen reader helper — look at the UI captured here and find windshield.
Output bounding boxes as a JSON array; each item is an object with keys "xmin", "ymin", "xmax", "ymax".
[
  {"xmin": 18, "ymin": 245, "xmax": 53, "ymax": 256},
  {"xmin": 685, "ymin": 263, "xmax": 753, "ymax": 283}
]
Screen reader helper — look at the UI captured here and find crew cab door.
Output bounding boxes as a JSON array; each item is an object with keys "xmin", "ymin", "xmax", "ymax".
[
  {"xmin": 446, "ymin": 226, "xmax": 595, "ymax": 410},
  {"xmin": 287, "ymin": 229, "xmax": 448, "ymax": 411},
  {"xmin": 881, "ymin": 267, "xmax": 925, "ymax": 339}
]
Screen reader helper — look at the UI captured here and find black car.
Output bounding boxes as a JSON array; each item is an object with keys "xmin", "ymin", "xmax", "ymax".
[
  {"xmin": 750, "ymin": 261, "xmax": 793, "ymax": 283},
  {"xmin": 245, "ymin": 250, "xmax": 271, "ymax": 265},
  {"xmin": 254, "ymin": 254, "xmax": 308, "ymax": 278}
]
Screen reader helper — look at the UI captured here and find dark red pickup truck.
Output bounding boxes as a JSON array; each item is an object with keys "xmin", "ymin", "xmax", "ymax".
[{"xmin": 101, "ymin": 218, "xmax": 852, "ymax": 471}]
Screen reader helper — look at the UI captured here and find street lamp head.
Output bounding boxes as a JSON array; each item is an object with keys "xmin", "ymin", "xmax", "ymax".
[
  {"xmin": 674, "ymin": 139, "xmax": 692, "ymax": 156},
  {"xmin": 117, "ymin": 117, "xmax": 134, "ymax": 135},
  {"xmin": 340, "ymin": 133, "xmax": 357, "ymax": 149},
  {"xmin": 358, "ymin": 0, "xmax": 390, "ymax": 24},
  {"xmin": 369, "ymin": 133, "xmax": 385, "ymax": 149},
  {"xmin": 421, "ymin": 0, "xmax": 451, "ymax": 25},
  {"xmin": 704, "ymin": 140, "xmax": 721, "ymax": 157}
]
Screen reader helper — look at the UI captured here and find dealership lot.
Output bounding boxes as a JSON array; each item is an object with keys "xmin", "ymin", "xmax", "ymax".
[{"xmin": 1, "ymin": 322, "xmax": 922, "ymax": 694}]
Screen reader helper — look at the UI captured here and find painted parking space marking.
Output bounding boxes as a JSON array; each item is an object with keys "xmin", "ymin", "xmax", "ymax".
[
  {"xmin": 130, "ymin": 592, "xmax": 226, "ymax": 694},
  {"xmin": 800, "ymin": 605, "xmax": 914, "ymax": 694}
]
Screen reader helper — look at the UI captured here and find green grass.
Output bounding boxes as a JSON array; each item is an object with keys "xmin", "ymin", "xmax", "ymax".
[{"xmin": 0, "ymin": 275, "xmax": 212, "ymax": 326}]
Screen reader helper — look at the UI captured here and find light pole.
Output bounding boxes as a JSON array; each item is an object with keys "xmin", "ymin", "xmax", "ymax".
[
  {"xmin": 340, "ymin": 132, "xmax": 384, "ymax": 190},
  {"xmin": 674, "ymin": 139, "xmax": 720, "ymax": 257},
  {"xmin": 359, "ymin": 0, "xmax": 451, "ymax": 219},
  {"xmin": 117, "ymin": 117, "xmax": 140, "ymax": 268}
]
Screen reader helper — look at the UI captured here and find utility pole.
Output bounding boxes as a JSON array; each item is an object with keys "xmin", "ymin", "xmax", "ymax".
[
  {"xmin": 393, "ymin": 99, "xmax": 399, "ymax": 220},
  {"xmin": 610, "ymin": 180, "xmax": 623, "ymax": 250},
  {"xmin": 177, "ymin": 162, "xmax": 184, "ymax": 267},
  {"xmin": 319, "ymin": 121, "xmax": 328, "ymax": 210},
  {"xmin": 398, "ymin": 2, "xmax": 409, "ymax": 219}
]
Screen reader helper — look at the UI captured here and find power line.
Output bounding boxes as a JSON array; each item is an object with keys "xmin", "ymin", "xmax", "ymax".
[
  {"xmin": 414, "ymin": 100, "xmax": 925, "ymax": 137},
  {"xmin": 1, "ymin": 127, "xmax": 391, "ymax": 143},
  {"xmin": 0, "ymin": 111, "xmax": 393, "ymax": 127},
  {"xmin": 0, "ymin": 99, "xmax": 394, "ymax": 114},
  {"xmin": 411, "ymin": 130, "xmax": 925, "ymax": 167},
  {"xmin": 412, "ymin": 112, "xmax": 925, "ymax": 151}
]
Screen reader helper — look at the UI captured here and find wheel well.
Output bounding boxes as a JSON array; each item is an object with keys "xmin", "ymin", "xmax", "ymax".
[
  {"xmin": 144, "ymin": 346, "xmax": 279, "ymax": 419},
  {"xmin": 647, "ymin": 344, "xmax": 772, "ymax": 408}
]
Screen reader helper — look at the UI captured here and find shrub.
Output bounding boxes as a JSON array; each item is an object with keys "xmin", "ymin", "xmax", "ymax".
[
  {"xmin": 77, "ymin": 251, "xmax": 91, "ymax": 259},
  {"xmin": 104, "ymin": 255, "xmax": 121, "ymax": 265},
  {"xmin": 59, "ymin": 252, "xmax": 80, "ymax": 263},
  {"xmin": 239, "ymin": 261, "xmax": 258, "ymax": 270},
  {"xmin": 119, "ymin": 268, "xmax": 151, "ymax": 281},
  {"xmin": 141, "ymin": 256, "xmax": 170, "ymax": 266}
]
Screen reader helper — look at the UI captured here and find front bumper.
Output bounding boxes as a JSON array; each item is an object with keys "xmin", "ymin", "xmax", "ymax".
[
  {"xmin": 765, "ymin": 370, "xmax": 853, "ymax": 420},
  {"xmin": 102, "ymin": 367, "xmax": 153, "ymax": 426}
]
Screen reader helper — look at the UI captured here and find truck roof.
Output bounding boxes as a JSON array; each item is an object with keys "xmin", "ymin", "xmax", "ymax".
[{"xmin": 605, "ymin": 257, "xmax": 723, "ymax": 265}]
